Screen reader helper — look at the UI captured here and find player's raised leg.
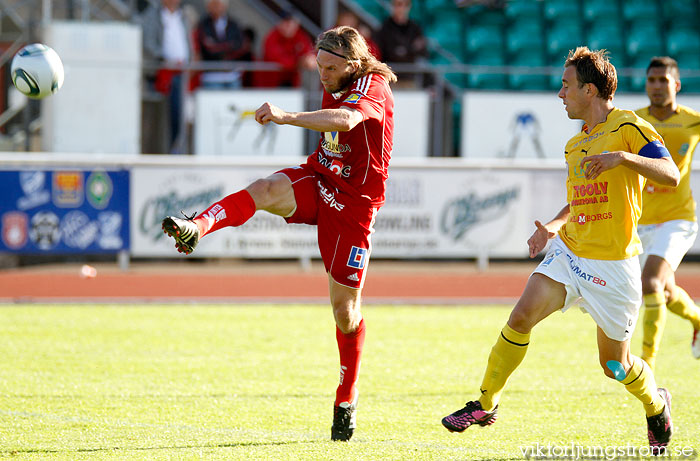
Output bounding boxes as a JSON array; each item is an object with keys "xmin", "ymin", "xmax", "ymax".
[
  {"xmin": 162, "ymin": 173, "xmax": 295, "ymax": 254},
  {"xmin": 329, "ymin": 276, "xmax": 365, "ymax": 441},
  {"xmin": 442, "ymin": 273, "xmax": 566, "ymax": 432}
]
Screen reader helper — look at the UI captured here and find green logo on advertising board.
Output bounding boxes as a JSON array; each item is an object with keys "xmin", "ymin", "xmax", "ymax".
[{"xmin": 86, "ymin": 171, "xmax": 113, "ymax": 209}]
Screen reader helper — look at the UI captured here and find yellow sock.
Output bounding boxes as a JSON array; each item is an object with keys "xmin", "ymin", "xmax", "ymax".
[
  {"xmin": 641, "ymin": 292, "xmax": 667, "ymax": 371},
  {"xmin": 667, "ymin": 287, "xmax": 700, "ymax": 330},
  {"xmin": 478, "ymin": 324, "xmax": 530, "ymax": 412},
  {"xmin": 621, "ymin": 356, "xmax": 665, "ymax": 417}
]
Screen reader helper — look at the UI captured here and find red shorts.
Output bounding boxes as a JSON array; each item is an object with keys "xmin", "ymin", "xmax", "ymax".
[{"xmin": 277, "ymin": 164, "xmax": 377, "ymax": 289}]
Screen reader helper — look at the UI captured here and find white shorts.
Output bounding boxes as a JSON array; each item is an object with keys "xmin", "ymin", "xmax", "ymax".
[
  {"xmin": 533, "ymin": 236, "xmax": 642, "ymax": 342},
  {"xmin": 638, "ymin": 219, "xmax": 698, "ymax": 271}
]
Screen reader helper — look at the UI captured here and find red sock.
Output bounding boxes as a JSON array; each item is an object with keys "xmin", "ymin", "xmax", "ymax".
[
  {"xmin": 335, "ymin": 318, "xmax": 366, "ymax": 406},
  {"xmin": 194, "ymin": 190, "xmax": 256, "ymax": 237}
]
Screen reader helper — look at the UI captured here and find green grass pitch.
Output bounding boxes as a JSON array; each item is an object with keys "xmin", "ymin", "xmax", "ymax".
[{"xmin": 1, "ymin": 304, "xmax": 698, "ymax": 459}]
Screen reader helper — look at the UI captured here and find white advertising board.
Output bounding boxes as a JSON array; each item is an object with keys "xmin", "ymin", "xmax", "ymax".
[
  {"xmin": 130, "ymin": 165, "xmax": 316, "ymax": 257},
  {"xmin": 130, "ymin": 161, "xmax": 567, "ymax": 259},
  {"xmin": 193, "ymin": 89, "xmax": 430, "ymax": 157},
  {"xmin": 42, "ymin": 22, "xmax": 141, "ymax": 154},
  {"xmin": 193, "ymin": 90, "xmax": 305, "ymax": 156},
  {"xmin": 392, "ymin": 90, "xmax": 430, "ymax": 157},
  {"xmin": 462, "ymin": 91, "xmax": 581, "ymax": 159},
  {"xmin": 462, "ymin": 91, "xmax": 700, "ymax": 162}
]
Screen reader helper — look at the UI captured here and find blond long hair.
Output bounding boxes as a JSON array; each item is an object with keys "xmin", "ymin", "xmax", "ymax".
[{"xmin": 316, "ymin": 26, "xmax": 397, "ymax": 84}]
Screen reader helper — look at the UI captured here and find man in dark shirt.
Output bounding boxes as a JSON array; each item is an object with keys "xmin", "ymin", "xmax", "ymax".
[{"xmin": 374, "ymin": 0, "xmax": 427, "ymax": 86}]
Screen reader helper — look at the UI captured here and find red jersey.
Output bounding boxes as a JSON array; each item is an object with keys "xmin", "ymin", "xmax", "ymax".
[{"xmin": 306, "ymin": 73, "xmax": 394, "ymax": 207}]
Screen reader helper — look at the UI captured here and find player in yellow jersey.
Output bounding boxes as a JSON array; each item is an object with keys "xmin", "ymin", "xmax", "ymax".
[
  {"xmin": 442, "ymin": 47, "xmax": 680, "ymax": 455},
  {"xmin": 635, "ymin": 57, "xmax": 700, "ymax": 369}
]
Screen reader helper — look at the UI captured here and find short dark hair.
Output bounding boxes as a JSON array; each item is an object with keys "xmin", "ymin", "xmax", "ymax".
[
  {"xmin": 647, "ymin": 56, "xmax": 680, "ymax": 81},
  {"xmin": 565, "ymin": 46, "xmax": 617, "ymax": 100}
]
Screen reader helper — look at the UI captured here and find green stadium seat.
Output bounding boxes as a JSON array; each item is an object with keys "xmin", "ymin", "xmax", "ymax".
[
  {"xmin": 666, "ymin": 29, "xmax": 700, "ymax": 57},
  {"xmin": 353, "ymin": 0, "xmax": 386, "ymax": 20},
  {"xmin": 466, "ymin": 24, "xmax": 503, "ymax": 55},
  {"xmin": 628, "ymin": 56, "xmax": 652, "ymax": 92},
  {"xmin": 424, "ymin": 0, "xmax": 455, "ymax": 8},
  {"xmin": 505, "ymin": 22, "xmax": 544, "ymax": 55},
  {"xmin": 622, "ymin": 0, "xmax": 659, "ymax": 22},
  {"xmin": 467, "ymin": 51, "xmax": 507, "ymax": 89},
  {"xmin": 543, "ymin": 0, "xmax": 580, "ymax": 22},
  {"xmin": 582, "ymin": 0, "xmax": 620, "ymax": 23},
  {"xmin": 586, "ymin": 24, "xmax": 626, "ymax": 66},
  {"xmin": 546, "ymin": 23, "xmax": 582, "ymax": 63},
  {"xmin": 676, "ymin": 54, "xmax": 700, "ymax": 93},
  {"xmin": 509, "ymin": 51, "xmax": 549, "ymax": 91},
  {"xmin": 663, "ymin": 0, "xmax": 699, "ymax": 27},
  {"xmin": 466, "ymin": 5, "xmax": 507, "ymax": 27},
  {"xmin": 426, "ymin": 9, "xmax": 464, "ymax": 50},
  {"xmin": 549, "ymin": 71, "xmax": 564, "ymax": 91},
  {"xmin": 626, "ymin": 21, "xmax": 664, "ymax": 63},
  {"xmin": 504, "ymin": 0, "xmax": 542, "ymax": 21}
]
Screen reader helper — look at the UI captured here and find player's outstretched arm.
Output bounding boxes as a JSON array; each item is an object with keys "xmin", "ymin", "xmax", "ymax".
[
  {"xmin": 581, "ymin": 151, "xmax": 680, "ymax": 186},
  {"xmin": 255, "ymin": 102, "xmax": 363, "ymax": 132},
  {"xmin": 527, "ymin": 204, "xmax": 570, "ymax": 258}
]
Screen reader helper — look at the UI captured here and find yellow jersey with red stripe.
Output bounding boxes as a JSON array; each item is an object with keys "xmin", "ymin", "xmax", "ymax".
[
  {"xmin": 559, "ymin": 108, "xmax": 669, "ymax": 260},
  {"xmin": 636, "ymin": 104, "xmax": 700, "ymax": 224}
]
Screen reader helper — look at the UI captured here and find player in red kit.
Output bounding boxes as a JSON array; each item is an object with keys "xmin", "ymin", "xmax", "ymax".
[{"xmin": 162, "ymin": 26, "xmax": 396, "ymax": 441}]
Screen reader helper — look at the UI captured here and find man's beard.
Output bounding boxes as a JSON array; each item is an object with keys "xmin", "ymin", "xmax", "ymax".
[{"xmin": 328, "ymin": 71, "xmax": 357, "ymax": 94}]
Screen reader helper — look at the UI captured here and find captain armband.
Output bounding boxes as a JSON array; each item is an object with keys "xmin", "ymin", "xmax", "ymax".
[{"xmin": 638, "ymin": 140, "xmax": 670, "ymax": 158}]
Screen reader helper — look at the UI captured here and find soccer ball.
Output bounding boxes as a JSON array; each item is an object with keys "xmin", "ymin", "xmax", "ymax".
[{"xmin": 11, "ymin": 43, "xmax": 64, "ymax": 99}]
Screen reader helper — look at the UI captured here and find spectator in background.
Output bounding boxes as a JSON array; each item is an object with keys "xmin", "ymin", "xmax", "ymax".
[
  {"xmin": 258, "ymin": 9, "xmax": 316, "ymax": 88},
  {"xmin": 140, "ymin": 0, "xmax": 194, "ymax": 153},
  {"xmin": 375, "ymin": 0, "xmax": 427, "ymax": 87},
  {"xmin": 194, "ymin": 0, "xmax": 248, "ymax": 89},
  {"xmin": 336, "ymin": 9, "xmax": 381, "ymax": 60},
  {"xmin": 239, "ymin": 27, "xmax": 257, "ymax": 87}
]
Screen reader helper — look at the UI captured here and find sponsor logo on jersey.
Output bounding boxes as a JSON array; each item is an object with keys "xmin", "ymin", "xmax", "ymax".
[
  {"xmin": 347, "ymin": 273, "xmax": 360, "ymax": 282},
  {"xmin": 343, "ymin": 93, "xmax": 362, "ymax": 104},
  {"xmin": 2, "ymin": 211, "xmax": 28, "ymax": 250},
  {"xmin": 570, "ymin": 131, "xmax": 605, "ymax": 149},
  {"xmin": 572, "ymin": 211, "xmax": 613, "ymax": 225},
  {"xmin": 347, "ymin": 246, "xmax": 367, "ymax": 269},
  {"xmin": 570, "ymin": 181, "xmax": 609, "ymax": 206},
  {"xmin": 565, "ymin": 253, "xmax": 607, "ymax": 286},
  {"xmin": 317, "ymin": 181, "xmax": 345, "ymax": 211},
  {"xmin": 317, "ymin": 152, "xmax": 351, "ymax": 178},
  {"xmin": 321, "ymin": 131, "xmax": 352, "ymax": 157},
  {"xmin": 572, "ymin": 181, "xmax": 608, "ymax": 197},
  {"xmin": 644, "ymin": 183, "xmax": 674, "ymax": 194},
  {"xmin": 571, "ymin": 165, "xmax": 586, "ymax": 179}
]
